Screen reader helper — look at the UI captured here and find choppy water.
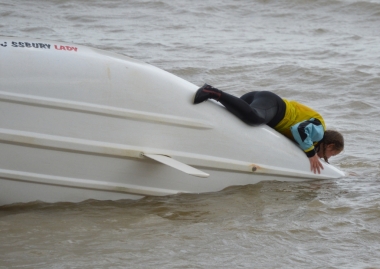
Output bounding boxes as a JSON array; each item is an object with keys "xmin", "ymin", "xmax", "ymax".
[{"xmin": 1, "ymin": 0, "xmax": 380, "ymax": 268}]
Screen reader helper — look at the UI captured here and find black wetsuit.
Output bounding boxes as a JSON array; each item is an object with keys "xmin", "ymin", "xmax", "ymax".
[
  {"xmin": 217, "ymin": 91, "xmax": 286, "ymax": 128},
  {"xmin": 214, "ymin": 90, "xmax": 325, "ymax": 157}
]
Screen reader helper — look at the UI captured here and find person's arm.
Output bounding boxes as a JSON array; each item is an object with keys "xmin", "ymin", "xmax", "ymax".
[
  {"xmin": 308, "ymin": 154, "xmax": 324, "ymax": 174},
  {"xmin": 290, "ymin": 118, "xmax": 324, "ymax": 174}
]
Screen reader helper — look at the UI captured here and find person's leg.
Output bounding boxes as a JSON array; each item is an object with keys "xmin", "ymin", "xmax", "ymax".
[
  {"xmin": 240, "ymin": 91, "xmax": 285, "ymax": 127},
  {"xmin": 218, "ymin": 91, "xmax": 267, "ymax": 125},
  {"xmin": 193, "ymin": 84, "xmax": 264, "ymax": 124},
  {"xmin": 193, "ymin": 84, "xmax": 284, "ymax": 126}
]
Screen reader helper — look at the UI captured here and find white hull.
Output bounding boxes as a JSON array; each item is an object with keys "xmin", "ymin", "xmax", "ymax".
[{"xmin": 0, "ymin": 37, "xmax": 345, "ymax": 205}]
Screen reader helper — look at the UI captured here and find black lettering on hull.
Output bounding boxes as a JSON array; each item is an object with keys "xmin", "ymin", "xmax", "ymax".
[
  {"xmin": 3, "ymin": 40, "xmax": 72, "ymax": 52},
  {"xmin": 11, "ymin": 41, "xmax": 51, "ymax": 49}
]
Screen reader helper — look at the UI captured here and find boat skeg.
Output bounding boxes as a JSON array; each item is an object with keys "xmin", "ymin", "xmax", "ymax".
[
  {"xmin": 0, "ymin": 36, "xmax": 345, "ymax": 205},
  {"xmin": 143, "ymin": 154, "xmax": 209, "ymax": 178}
]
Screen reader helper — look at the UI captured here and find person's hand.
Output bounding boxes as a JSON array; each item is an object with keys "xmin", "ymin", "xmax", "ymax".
[{"xmin": 309, "ymin": 155, "xmax": 324, "ymax": 174}]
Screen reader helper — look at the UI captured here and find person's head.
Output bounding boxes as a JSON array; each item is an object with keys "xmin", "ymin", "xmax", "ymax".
[{"xmin": 317, "ymin": 130, "xmax": 344, "ymax": 163}]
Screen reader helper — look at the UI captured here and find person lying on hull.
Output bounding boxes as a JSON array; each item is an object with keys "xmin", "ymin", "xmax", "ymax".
[{"xmin": 193, "ymin": 84, "xmax": 344, "ymax": 174}]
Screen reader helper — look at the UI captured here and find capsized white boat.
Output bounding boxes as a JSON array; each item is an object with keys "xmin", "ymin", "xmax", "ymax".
[{"xmin": 0, "ymin": 37, "xmax": 345, "ymax": 206}]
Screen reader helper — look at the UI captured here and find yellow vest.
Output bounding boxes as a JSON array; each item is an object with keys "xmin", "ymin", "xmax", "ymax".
[{"xmin": 274, "ymin": 99, "xmax": 326, "ymax": 140}]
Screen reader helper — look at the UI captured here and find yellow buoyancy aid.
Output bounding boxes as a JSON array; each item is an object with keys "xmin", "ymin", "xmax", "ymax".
[{"xmin": 274, "ymin": 99, "xmax": 326, "ymax": 140}]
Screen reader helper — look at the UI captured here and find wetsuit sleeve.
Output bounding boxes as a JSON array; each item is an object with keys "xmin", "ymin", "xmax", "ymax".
[{"xmin": 290, "ymin": 118, "xmax": 324, "ymax": 158}]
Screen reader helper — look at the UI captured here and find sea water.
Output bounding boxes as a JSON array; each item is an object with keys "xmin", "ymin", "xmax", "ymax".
[{"xmin": 0, "ymin": 0, "xmax": 380, "ymax": 268}]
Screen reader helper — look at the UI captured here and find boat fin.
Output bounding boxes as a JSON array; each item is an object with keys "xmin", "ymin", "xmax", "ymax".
[{"xmin": 143, "ymin": 154, "xmax": 209, "ymax": 178}]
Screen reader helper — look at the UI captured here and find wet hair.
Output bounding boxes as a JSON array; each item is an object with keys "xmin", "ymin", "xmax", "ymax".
[{"xmin": 316, "ymin": 130, "xmax": 344, "ymax": 163}]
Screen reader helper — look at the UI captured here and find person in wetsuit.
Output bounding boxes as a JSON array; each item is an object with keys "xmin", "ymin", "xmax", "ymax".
[{"xmin": 193, "ymin": 84, "xmax": 344, "ymax": 174}]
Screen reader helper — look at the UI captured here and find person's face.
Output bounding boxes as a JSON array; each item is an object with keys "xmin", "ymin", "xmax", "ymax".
[{"xmin": 317, "ymin": 143, "xmax": 341, "ymax": 161}]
